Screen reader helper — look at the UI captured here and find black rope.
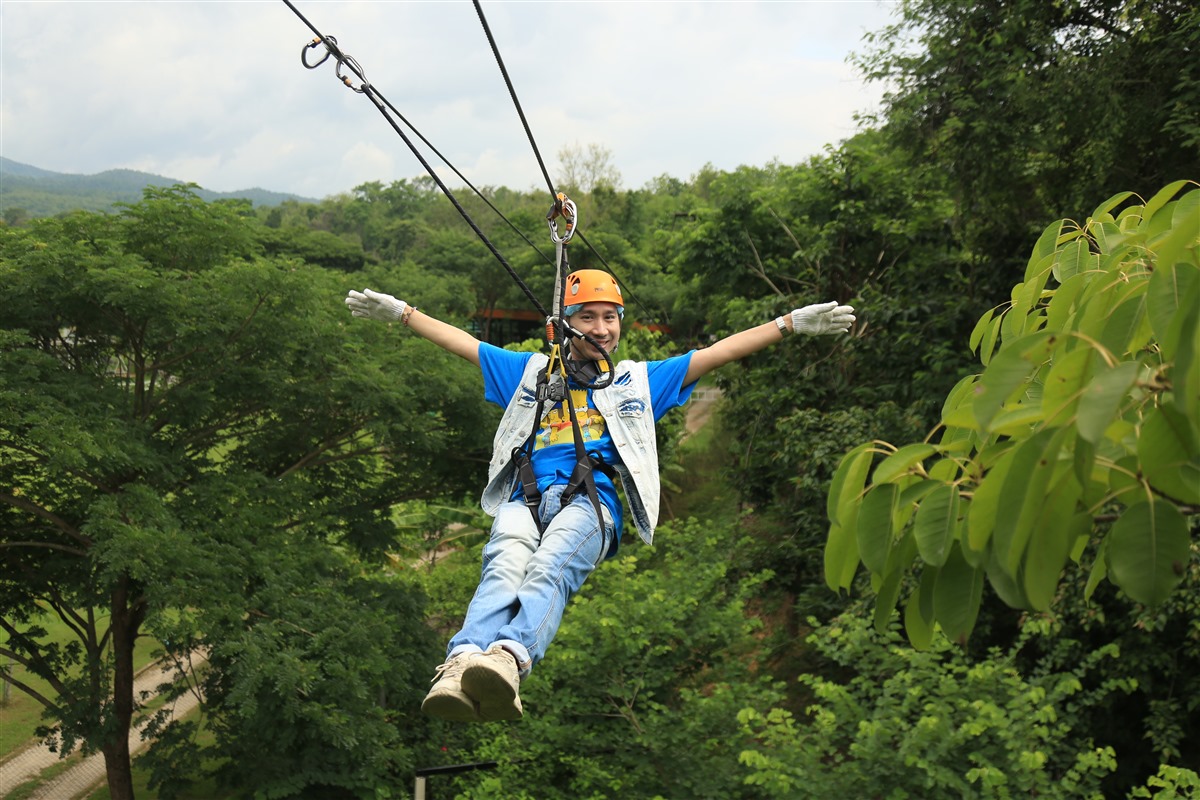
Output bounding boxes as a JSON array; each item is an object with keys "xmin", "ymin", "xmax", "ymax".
[
  {"xmin": 573, "ymin": 230, "xmax": 663, "ymax": 327},
  {"xmin": 472, "ymin": 0, "xmax": 557, "ymax": 200}
]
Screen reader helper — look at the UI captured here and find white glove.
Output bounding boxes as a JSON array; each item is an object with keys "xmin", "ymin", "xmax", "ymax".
[
  {"xmin": 789, "ymin": 301, "xmax": 855, "ymax": 335},
  {"xmin": 345, "ymin": 288, "xmax": 407, "ymax": 322}
]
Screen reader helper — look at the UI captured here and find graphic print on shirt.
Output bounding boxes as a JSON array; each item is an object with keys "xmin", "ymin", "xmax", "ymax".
[{"xmin": 535, "ymin": 389, "xmax": 605, "ymax": 449}]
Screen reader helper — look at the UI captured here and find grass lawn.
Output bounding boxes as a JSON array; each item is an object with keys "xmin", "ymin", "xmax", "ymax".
[{"xmin": 0, "ymin": 608, "xmax": 161, "ymax": 756}]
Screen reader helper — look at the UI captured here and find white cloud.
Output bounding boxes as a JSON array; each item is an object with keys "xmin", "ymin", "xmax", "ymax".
[{"xmin": 1, "ymin": 0, "xmax": 897, "ymax": 198}]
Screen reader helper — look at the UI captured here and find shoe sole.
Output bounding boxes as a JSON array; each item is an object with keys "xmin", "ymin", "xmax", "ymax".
[
  {"xmin": 462, "ymin": 663, "xmax": 523, "ymax": 721},
  {"xmin": 421, "ymin": 689, "xmax": 479, "ymax": 722}
]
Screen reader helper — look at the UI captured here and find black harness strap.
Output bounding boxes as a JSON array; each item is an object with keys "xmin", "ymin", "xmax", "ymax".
[
  {"xmin": 559, "ymin": 379, "xmax": 609, "ymax": 534},
  {"xmin": 511, "ymin": 360, "xmax": 611, "ymax": 537}
]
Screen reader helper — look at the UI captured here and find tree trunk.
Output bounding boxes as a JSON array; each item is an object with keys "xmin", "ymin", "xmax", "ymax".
[
  {"xmin": 103, "ymin": 575, "xmax": 139, "ymax": 800},
  {"xmin": 102, "ymin": 740, "xmax": 136, "ymax": 800}
]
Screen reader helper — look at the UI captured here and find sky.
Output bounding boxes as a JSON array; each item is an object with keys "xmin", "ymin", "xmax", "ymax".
[{"xmin": 1, "ymin": 0, "xmax": 898, "ymax": 201}]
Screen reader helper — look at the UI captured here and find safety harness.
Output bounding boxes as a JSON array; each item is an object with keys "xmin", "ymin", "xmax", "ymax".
[{"xmin": 509, "ymin": 195, "xmax": 616, "ymax": 535}]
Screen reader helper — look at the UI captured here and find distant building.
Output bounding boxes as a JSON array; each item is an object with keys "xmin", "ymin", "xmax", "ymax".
[{"xmin": 473, "ymin": 308, "xmax": 670, "ymax": 348}]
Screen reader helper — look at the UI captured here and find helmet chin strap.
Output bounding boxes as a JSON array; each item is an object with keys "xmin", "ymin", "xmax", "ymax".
[{"xmin": 564, "ymin": 339, "xmax": 614, "ymax": 386}]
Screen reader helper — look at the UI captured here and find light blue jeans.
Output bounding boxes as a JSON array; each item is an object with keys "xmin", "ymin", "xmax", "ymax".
[{"xmin": 447, "ymin": 484, "xmax": 613, "ymax": 679}]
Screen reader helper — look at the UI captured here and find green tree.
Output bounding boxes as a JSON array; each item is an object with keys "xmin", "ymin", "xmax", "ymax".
[
  {"xmin": 856, "ymin": 0, "xmax": 1200, "ymax": 270},
  {"xmin": 442, "ymin": 519, "xmax": 785, "ymax": 800},
  {"xmin": 826, "ymin": 183, "xmax": 1199, "ymax": 646},
  {"xmin": 738, "ymin": 613, "xmax": 1124, "ymax": 799},
  {"xmin": 0, "ymin": 185, "xmax": 490, "ymax": 798},
  {"xmin": 556, "ymin": 141, "xmax": 623, "ymax": 193}
]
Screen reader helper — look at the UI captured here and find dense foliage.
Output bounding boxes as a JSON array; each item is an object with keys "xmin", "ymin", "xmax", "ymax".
[
  {"xmin": 827, "ymin": 184, "xmax": 1200, "ymax": 643},
  {"xmin": 0, "ymin": 187, "xmax": 489, "ymax": 798},
  {"xmin": 1, "ymin": 1, "xmax": 1197, "ymax": 797}
]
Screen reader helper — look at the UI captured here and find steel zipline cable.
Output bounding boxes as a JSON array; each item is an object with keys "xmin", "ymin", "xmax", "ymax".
[
  {"xmin": 472, "ymin": 0, "xmax": 557, "ymax": 200},
  {"xmin": 281, "ymin": 0, "xmax": 661, "ymax": 326},
  {"xmin": 282, "ymin": 0, "xmax": 550, "ymax": 317},
  {"xmin": 469, "ymin": 0, "xmax": 652, "ymax": 323}
]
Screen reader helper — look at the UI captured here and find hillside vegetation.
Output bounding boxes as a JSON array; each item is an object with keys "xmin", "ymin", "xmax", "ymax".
[
  {"xmin": 0, "ymin": 156, "xmax": 315, "ymax": 219},
  {"xmin": 1, "ymin": 2, "xmax": 1197, "ymax": 798}
]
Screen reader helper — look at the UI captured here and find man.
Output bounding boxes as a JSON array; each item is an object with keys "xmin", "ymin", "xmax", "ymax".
[{"xmin": 345, "ymin": 269, "xmax": 854, "ymax": 721}]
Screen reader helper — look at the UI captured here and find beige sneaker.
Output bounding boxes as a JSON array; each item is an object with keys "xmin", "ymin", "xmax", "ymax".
[
  {"xmin": 461, "ymin": 645, "xmax": 523, "ymax": 721},
  {"xmin": 421, "ymin": 653, "xmax": 479, "ymax": 722}
]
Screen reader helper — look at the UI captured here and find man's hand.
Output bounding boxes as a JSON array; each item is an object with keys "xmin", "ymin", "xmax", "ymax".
[
  {"xmin": 790, "ymin": 301, "xmax": 855, "ymax": 335},
  {"xmin": 346, "ymin": 288, "xmax": 407, "ymax": 322}
]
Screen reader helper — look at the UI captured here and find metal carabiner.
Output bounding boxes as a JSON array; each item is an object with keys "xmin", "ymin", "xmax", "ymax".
[
  {"xmin": 335, "ymin": 53, "xmax": 370, "ymax": 93},
  {"xmin": 301, "ymin": 36, "xmax": 336, "ymax": 69},
  {"xmin": 546, "ymin": 192, "xmax": 577, "ymax": 244}
]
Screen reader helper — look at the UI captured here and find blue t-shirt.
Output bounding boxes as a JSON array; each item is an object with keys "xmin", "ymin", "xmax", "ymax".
[{"xmin": 478, "ymin": 343, "xmax": 696, "ymax": 539}]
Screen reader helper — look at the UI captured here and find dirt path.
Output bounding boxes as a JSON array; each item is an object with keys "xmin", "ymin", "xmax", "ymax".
[
  {"xmin": 0, "ymin": 654, "xmax": 205, "ymax": 799},
  {"xmin": 685, "ymin": 386, "xmax": 722, "ymax": 437}
]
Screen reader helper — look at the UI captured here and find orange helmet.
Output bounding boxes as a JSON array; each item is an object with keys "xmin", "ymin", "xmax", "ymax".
[{"xmin": 563, "ymin": 269, "xmax": 624, "ymax": 317}]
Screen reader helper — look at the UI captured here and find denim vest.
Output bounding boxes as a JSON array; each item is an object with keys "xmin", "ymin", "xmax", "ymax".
[{"xmin": 481, "ymin": 354, "xmax": 663, "ymax": 545}]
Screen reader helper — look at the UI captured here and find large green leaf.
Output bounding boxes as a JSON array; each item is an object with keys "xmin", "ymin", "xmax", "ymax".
[
  {"xmin": 1052, "ymin": 236, "xmax": 1093, "ymax": 283},
  {"xmin": 826, "ymin": 442, "xmax": 875, "ymax": 525},
  {"xmin": 856, "ymin": 484, "xmax": 898, "ymax": 575},
  {"xmin": 1027, "ymin": 219, "xmax": 1064, "ymax": 281},
  {"xmin": 904, "ymin": 567, "xmax": 938, "ymax": 651},
  {"xmin": 1107, "ymin": 500, "xmax": 1191, "ymax": 605},
  {"xmin": 992, "ymin": 427, "xmax": 1070, "ymax": 576},
  {"xmin": 1173, "ymin": 281, "xmax": 1200, "ymax": 433},
  {"xmin": 824, "ymin": 522, "xmax": 859, "ymax": 594},
  {"xmin": 969, "ymin": 308, "xmax": 996, "ymax": 355},
  {"xmin": 973, "ymin": 331, "xmax": 1054, "ymax": 430},
  {"xmin": 913, "ymin": 484, "xmax": 960, "ymax": 567},
  {"xmin": 1097, "ymin": 280, "xmax": 1148, "ymax": 357},
  {"xmin": 1149, "ymin": 189, "xmax": 1200, "ymax": 271},
  {"xmin": 1022, "ymin": 477, "xmax": 1084, "ymax": 612},
  {"xmin": 933, "ymin": 541, "xmax": 984, "ymax": 645},
  {"xmin": 824, "ymin": 443, "xmax": 877, "ymax": 591},
  {"xmin": 986, "ymin": 550, "xmax": 1032, "ymax": 610},
  {"xmin": 1138, "ymin": 403, "xmax": 1200, "ymax": 504},
  {"xmin": 1140, "ymin": 180, "xmax": 1192, "ymax": 223},
  {"xmin": 1045, "ymin": 271, "xmax": 1088, "ymax": 335},
  {"xmin": 1014, "ymin": 254, "xmax": 1055, "ymax": 336},
  {"xmin": 967, "ymin": 445, "xmax": 1017, "ymax": 553},
  {"xmin": 1076, "ymin": 361, "xmax": 1139, "ymax": 444},
  {"xmin": 874, "ymin": 567, "xmax": 905, "ymax": 635},
  {"xmin": 1146, "ymin": 260, "xmax": 1200, "ymax": 352},
  {"xmin": 1042, "ymin": 346, "xmax": 1098, "ymax": 427},
  {"xmin": 873, "ymin": 533, "xmax": 916, "ymax": 635},
  {"xmin": 1084, "ymin": 537, "xmax": 1110, "ymax": 602},
  {"xmin": 1091, "ymin": 191, "xmax": 1136, "ymax": 222}
]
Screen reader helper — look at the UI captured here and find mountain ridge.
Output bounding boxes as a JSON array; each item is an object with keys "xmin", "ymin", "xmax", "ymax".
[{"xmin": 0, "ymin": 157, "xmax": 320, "ymax": 218}]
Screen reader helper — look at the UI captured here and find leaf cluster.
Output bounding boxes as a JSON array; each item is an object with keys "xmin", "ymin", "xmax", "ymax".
[{"xmin": 826, "ymin": 183, "xmax": 1200, "ymax": 647}]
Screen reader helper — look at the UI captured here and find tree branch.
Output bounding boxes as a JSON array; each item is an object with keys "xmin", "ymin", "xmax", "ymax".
[
  {"xmin": 275, "ymin": 427, "xmax": 373, "ymax": 480},
  {"xmin": 742, "ymin": 229, "xmax": 786, "ymax": 298},
  {"xmin": 0, "ymin": 440, "xmax": 118, "ymax": 493},
  {"xmin": 0, "ymin": 493, "xmax": 92, "ymax": 546},
  {"xmin": 148, "ymin": 292, "xmax": 268, "ymax": 375},
  {"xmin": 0, "ymin": 618, "xmax": 72, "ymax": 699},
  {"xmin": 0, "ymin": 541, "xmax": 89, "ymax": 557},
  {"xmin": 0, "ymin": 658, "xmax": 60, "ymax": 710}
]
